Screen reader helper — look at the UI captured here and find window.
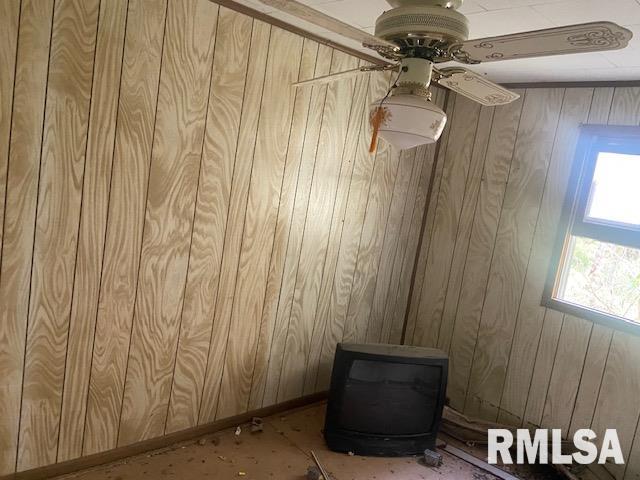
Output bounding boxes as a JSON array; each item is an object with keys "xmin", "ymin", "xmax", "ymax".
[{"xmin": 544, "ymin": 125, "xmax": 640, "ymax": 333}]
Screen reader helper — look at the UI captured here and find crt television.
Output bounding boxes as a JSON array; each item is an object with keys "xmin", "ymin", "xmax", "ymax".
[{"xmin": 324, "ymin": 343, "xmax": 448, "ymax": 456}]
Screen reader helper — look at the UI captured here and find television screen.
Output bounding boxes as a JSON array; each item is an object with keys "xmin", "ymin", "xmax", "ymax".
[
  {"xmin": 325, "ymin": 343, "xmax": 448, "ymax": 456},
  {"xmin": 339, "ymin": 359, "xmax": 442, "ymax": 435}
]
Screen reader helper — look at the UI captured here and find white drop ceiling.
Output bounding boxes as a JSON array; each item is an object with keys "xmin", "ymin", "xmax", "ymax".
[{"xmin": 232, "ymin": 0, "xmax": 640, "ymax": 83}]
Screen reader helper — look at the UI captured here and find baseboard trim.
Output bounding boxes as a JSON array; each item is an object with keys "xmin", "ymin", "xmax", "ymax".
[{"xmin": 3, "ymin": 392, "xmax": 328, "ymax": 480}]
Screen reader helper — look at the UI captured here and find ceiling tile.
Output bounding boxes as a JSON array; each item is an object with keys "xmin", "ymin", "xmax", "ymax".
[
  {"xmin": 603, "ymin": 24, "xmax": 640, "ymax": 67},
  {"xmin": 458, "ymin": 0, "xmax": 486, "ymax": 14},
  {"xmin": 465, "ymin": 6, "xmax": 555, "ymax": 38},
  {"xmin": 475, "ymin": 0, "xmax": 567, "ymax": 11},
  {"xmin": 314, "ymin": 0, "xmax": 392, "ymax": 28},
  {"xmin": 532, "ymin": 0, "xmax": 640, "ymax": 27}
]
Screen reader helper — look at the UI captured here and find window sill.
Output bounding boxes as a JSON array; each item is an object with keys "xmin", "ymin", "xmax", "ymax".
[{"xmin": 542, "ymin": 297, "xmax": 640, "ymax": 337}]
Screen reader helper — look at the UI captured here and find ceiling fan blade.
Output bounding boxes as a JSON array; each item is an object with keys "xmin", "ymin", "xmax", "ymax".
[
  {"xmin": 293, "ymin": 64, "xmax": 397, "ymax": 88},
  {"xmin": 435, "ymin": 68, "xmax": 520, "ymax": 106},
  {"xmin": 455, "ymin": 22, "xmax": 633, "ymax": 63},
  {"xmin": 254, "ymin": 0, "xmax": 399, "ymax": 54}
]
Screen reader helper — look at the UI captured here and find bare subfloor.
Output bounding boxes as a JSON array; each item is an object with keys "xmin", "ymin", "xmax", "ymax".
[{"xmin": 56, "ymin": 403, "xmax": 504, "ymax": 480}]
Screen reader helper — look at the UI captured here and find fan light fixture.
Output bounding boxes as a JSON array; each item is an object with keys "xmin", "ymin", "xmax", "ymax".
[
  {"xmin": 262, "ymin": 0, "xmax": 633, "ymax": 148},
  {"xmin": 375, "ymin": 93, "xmax": 447, "ymax": 149},
  {"xmin": 372, "ymin": 58, "xmax": 446, "ymax": 150}
]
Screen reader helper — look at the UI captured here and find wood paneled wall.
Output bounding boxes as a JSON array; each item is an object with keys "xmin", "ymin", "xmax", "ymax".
[
  {"xmin": 0, "ymin": 0, "xmax": 442, "ymax": 474},
  {"xmin": 406, "ymin": 86, "xmax": 640, "ymax": 479}
]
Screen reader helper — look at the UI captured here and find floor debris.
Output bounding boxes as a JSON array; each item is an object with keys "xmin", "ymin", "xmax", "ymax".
[
  {"xmin": 424, "ymin": 448, "xmax": 443, "ymax": 467},
  {"xmin": 251, "ymin": 417, "xmax": 264, "ymax": 434},
  {"xmin": 444, "ymin": 445, "xmax": 519, "ymax": 480},
  {"xmin": 311, "ymin": 450, "xmax": 332, "ymax": 480}
]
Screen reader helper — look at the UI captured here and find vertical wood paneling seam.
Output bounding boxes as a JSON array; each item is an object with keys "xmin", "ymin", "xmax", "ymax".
[
  {"xmin": 56, "ymin": 0, "xmax": 102, "ymax": 460},
  {"xmin": 14, "ymin": 0, "xmax": 56, "ymax": 470},
  {"xmin": 433, "ymin": 107, "xmax": 488, "ymax": 348},
  {"xmin": 302, "ymin": 66, "xmax": 368, "ymax": 389},
  {"xmin": 388, "ymin": 147, "xmax": 426, "ymax": 343},
  {"xmin": 0, "ymin": 0, "xmax": 22, "ymax": 288},
  {"xmin": 212, "ymin": 25, "xmax": 274, "ymax": 420},
  {"xmin": 405, "ymin": 90, "xmax": 453, "ymax": 345},
  {"xmin": 340, "ymin": 98, "xmax": 399, "ymax": 347},
  {"xmin": 163, "ymin": 9, "xmax": 221, "ymax": 434},
  {"xmin": 462, "ymin": 89, "xmax": 528, "ymax": 413},
  {"xmin": 79, "ymin": 0, "xmax": 130, "ymax": 456},
  {"xmin": 552, "ymin": 88, "xmax": 600, "ymax": 434},
  {"xmin": 566, "ymin": 323, "xmax": 596, "ymax": 426},
  {"xmin": 400, "ymin": 89, "xmax": 450, "ymax": 345},
  {"xmin": 495, "ymin": 88, "xmax": 567, "ymax": 418},
  {"xmin": 312, "ymin": 72, "xmax": 378, "ymax": 394},
  {"xmin": 521, "ymin": 309, "xmax": 559, "ymax": 425},
  {"xmin": 303, "ymin": 72, "xmax": 371, "ymax": 391},
  {"xmin": 0, "ymin": 2, "xmax": 21, "ymax": 471},
  {"xmin": 538, "ymin": 315, "xmax": 567, "ymax": 424},
  {"xmin": 248, "ymin": 41, "xmax": 319, "ymax": 407},
  {"xmin": 245, "ymin": 37, "xmax": 306, "ymax": 413},
  {"xmin": 586, "ymin": 89, "xmax": 620, "ymax": 463},
  {"xmin": 362, "ymin": 147, "xmax": 407, "ymax": 344},
  {"xmin": 255, "ymin": 45, "xmax": 324, "ymax": 409},
  {"xmin": 624, "ymin": 404, "xmax": 640, "ymax": 477},
  {"xmin": 115, "ymin": 0, "xmax": 170, "ymax": 447},
  {"xmin": 443, "ymin": 107, "xmax": 497, "ymax": 356},
  {"xmin": 336, "ymin": 71, "xmax": 397, "ymax": 348},
  {"xmin": 586, "ymin": 86, "xmax": 617, "ymax": 429},
  {"xmin": 271, "ymin": 49, "xmax": 335, "ymax": 404},
  {"xmin": 196, "ymin": 17, "xmax": 255, "ymax": 424}
]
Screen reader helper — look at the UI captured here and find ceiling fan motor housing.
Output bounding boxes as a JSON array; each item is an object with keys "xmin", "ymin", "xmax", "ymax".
[{"xmin": 375, "ymin": 4, "xmax": 469, "ymax": 47}]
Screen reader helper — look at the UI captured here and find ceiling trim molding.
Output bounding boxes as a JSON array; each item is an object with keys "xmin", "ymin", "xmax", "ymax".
[{"xmin": 210, "ymin": 0, "xmax": 388, "ymax": 66}]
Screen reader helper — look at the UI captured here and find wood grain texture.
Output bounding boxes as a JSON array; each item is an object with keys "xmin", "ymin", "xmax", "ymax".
[
  {"xmin": 384, "ymin": 94, "xmax": 447, "ymax": 346},
  {"xmin": 18, "ymin": 0, "xmax": 99, "ymax": 471},
  {"xmin": 378, "ymin": 147, "xmax": 422, "ymax": 344},
  {"xmin": 84, "ymin": 0, "xmax": 167, "ymax": 456},
  {"xmin": 522, "ymin": 309, "xmax": 564, "ymax": 428},
  {"xmin": 498, "ymin": 87, "xmax": 593, "ymax": 425},
  {"xmin": 258, "ymin": 45, "xmax": 333, "ymax": 408},
  {"xmin": 216, "ymin": 26, "xmax": 304, "ymax": 418},
  {"xmin": 247, "ymin": 39, "xmax": 320, "ymax": 410},
  {"xmin": 465, "ymin": 88, "xmax": 564, "ymax": 421},
  {"xmin": 407, "ymin": 86, "xmax": 640, "ymax": 479},
  {"xmin": 404, "ymin": 95, "xmax": 453, "ymax": 345},
  {"xmin": 0, "ymin": 0, "xmax": 54, "ymax": 474},
  {"xmin": 314, "ymin": 74, "xmax": 389, "ymax": 391},
  {"xmin": 5, "ymin": 6, "xmax": 640, "ymax": 474},
  {"xmin": 430, "ymin": 95, "xmax": 522, "ymax": 411},
  {"xmin": 118, "ymin": 0, "xmax": 219, "ymax": 446},
  {"xmin": 299, "ymin": 58, "xmax": 372, "ymax": 397},
  {"xmin": 365, "ymin": 148, "xmax": 416, "ymax": 344},
  {"xmin": 540, "ymin": 315, "xmax": 591, "ymax": 431},
  {"xmin": 0, "ymin": 0, "xmax": 20, "ymax": 258},
  {"xmin": 410, "ymin": 95, "xmax": 481, "ymax": 349},
  {"xmin": 166, "ymin": 6, "xmax": 253, "ymax": 434},
  {"xmin": 592, "ymin": 333, "xmax": 640, "ymax": 480},
  {"xmin": 197, "ymin": 19, "xmax": 271, "ymax": 425},
  {"xmin": 589, "ymin": 87, "xmax": 640, "ymax": 480},
  {"xmin": 435, "ymin": 105, "xmax": 494, "ymax": 353},
  {"xmin": 341, "ymin": 137, "xmax": 400, "ymax": 345},
  {"xmin": 57, "ymin": 0, "xmax": 129, "ymax": 462},
  {"xmin": 277, "ymin": 51, "xmax": 358, "ymax": 403}
]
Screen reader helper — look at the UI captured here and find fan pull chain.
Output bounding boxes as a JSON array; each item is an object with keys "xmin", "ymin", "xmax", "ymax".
[{"xmin": 369, "ymin": 106, "xmax": 385, "ymax": 153}]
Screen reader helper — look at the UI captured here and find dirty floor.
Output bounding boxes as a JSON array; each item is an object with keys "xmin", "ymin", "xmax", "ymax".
[{"xmin": 54, "ymin": 402, "xmax": 522, "ymax": 480}]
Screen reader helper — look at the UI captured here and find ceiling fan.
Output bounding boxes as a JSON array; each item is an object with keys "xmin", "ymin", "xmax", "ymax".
[{"xmin": 256, "ymin": 0, "xmax": 632, "ymax": 149}]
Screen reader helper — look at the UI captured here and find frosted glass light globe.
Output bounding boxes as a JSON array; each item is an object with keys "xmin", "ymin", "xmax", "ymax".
[{"xmin": 374, "ymin": 94, "xmax": 447, "ymax": 150}]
